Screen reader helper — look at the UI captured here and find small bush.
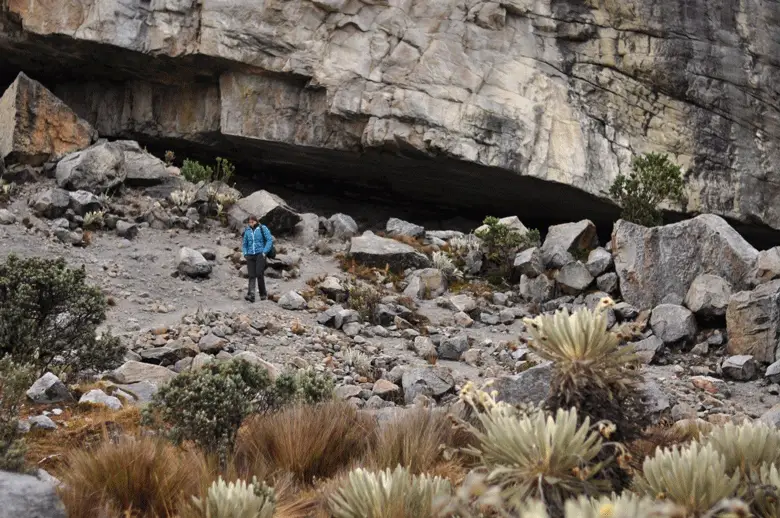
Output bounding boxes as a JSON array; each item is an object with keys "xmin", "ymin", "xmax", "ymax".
[
  {"xmin": 346, "ymin": 281, "xmax": 382, "ymax": 324},
  {"xmin": 475, "ymin": 216, "xmax": 540, "ymax": 283},
  {"xmin": 0, "ymin": 358, "xmax": 35, "ymax": 472},
  {"xmin": 0, "ymin": 254, "xmax": 124, "ymax": 374},
  {"xmin": 328, "ymin": 466, "xmax": 451, "ymax": 518},
  {"xmin": 267, "ymin": 368, "xmax": 335, "ymax": 408},
  {"xmin": 609, "ymin": 152, "xmax": 685, "ymax": 227},
  {"xmin": 235, "ymin": 401, "xmax": 376, "ymax": 485},
  {"xmin": 186, "ymin": 476, "xmax": 275, "ymax": 518},
  {"xmin": 143, "ymin": 359, "xmax": 273, "ymax": 461},
  {"xmin": 58, "ymin": 436, "xmax": 207, "ymax": 518},
  {"xmin": 214, "ymin": 157, "xmax": 236, "ymax": 184},
  {"xmin": 181, "ymin": 159, "xmax": 214, "ymax": 183}
]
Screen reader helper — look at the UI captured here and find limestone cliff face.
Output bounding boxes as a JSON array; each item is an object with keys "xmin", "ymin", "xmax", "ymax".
[{"xmin": 2, "ymin": 0, "xmax": 780, "ymax": 230}]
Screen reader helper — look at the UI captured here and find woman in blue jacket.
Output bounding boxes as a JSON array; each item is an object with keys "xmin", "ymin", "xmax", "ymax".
[{"xmin": 242, "ymin": 215, "xmax": 274, "ymax": 302}]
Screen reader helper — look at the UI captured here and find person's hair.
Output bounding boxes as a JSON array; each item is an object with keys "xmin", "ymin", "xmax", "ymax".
[{"xmin": 247, "ymin": 215, "xmax": 258, "ymax": 223}]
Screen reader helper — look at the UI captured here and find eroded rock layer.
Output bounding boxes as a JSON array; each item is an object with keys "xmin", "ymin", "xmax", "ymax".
[{"xmin": 2, "ymin": 0, "xmax": 780, "ymax": 231}]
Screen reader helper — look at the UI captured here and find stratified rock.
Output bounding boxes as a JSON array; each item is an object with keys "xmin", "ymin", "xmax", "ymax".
[
  {"xmin": 0, "ymin": 72, "xmax": 95, "ymax": 166},
  {"xmin": 26, "ymin": 373, "xmax": 73, "ymax": 404},
  {"xmin": 586, "ymin": 247, "xmax": 613, "ymax": 277},
  {"xmin": 612, "ymin": 215, "xmax": 758, "ymax": 310},
  {"xmin": 278, "ymin": 291, "xmax": 307, "ymax": 310},
  {"xmin": 727, "ymin": 279, "xmax": 780, "ymax": 363},
  {"xmin": 403, "ymin": 268, "xmax": 447, "ymax": 299},
  {"xmin": 67, "ymin": 190, "xmax": 102, "ymax": 216},
  {"xmin": 329, "ymin": 213, "xmax": 359, "ymax": 240},
  {"xmin": 177, "ymin": 247, "xmax": 212, "ymax": 278},
  {"xmin": 401, "ymin": 366, "xmax": 454, "ymax": 404},
  {"xmin": 491, "ymin": 363, "xmax": 553, "ymax": 406},
  {"xmin": 512, "ymin": 247, "xmax": 544, "ymax": 279},
  {"xmin": 348, "ymin": 231, "xmax": 431, "ymax": 271},
  {"xmin": 755, "ymin": 247, "xmax": 780, "ymax": 284},
  {"xmin": 556, "ymin": 261, "xmax": 594, "ymax": 294},
  {"xmin": 79, "ymin": 389, "xmax": 123, "ymax": 410},
  {"xmin": 684, "ymin": 274, "xmax": 732, "ymax": 318},
  {"xmin": 56, "ymin": 140, "xmax": 127, "ymax": 193},
  {"xmin": 0, "ymin": 470, "xmax": 67, "ymax": 518},
  {"xmin": 108, "ymin": 361, "xmax": 176, "ymax": 386},
  {"xmin": 721, "ymin": 355, "xmax": 757, "ymax": 381},
  {"xmin": 541, "ymin": 220, "xmax": 598, "ymax": 268},
  {"xmin": 650, "ymin": 304, "xmax": 697, "ymax": 344},
  {"xmin": 30, "ymin": 188, "xmax": 70, "ymax": 219},
  {"xmin": 386, "ymin": 217, "xmax": 424, "ymax": 238},
  {"xmin": 228, "ymin": 189, "xmax": 301, "ymax": 234}
]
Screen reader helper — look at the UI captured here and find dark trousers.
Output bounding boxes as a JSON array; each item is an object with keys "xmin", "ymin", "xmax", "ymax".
[{"xmin": 246, "ymin": 254, "xmax": 267, "ymax": 298}]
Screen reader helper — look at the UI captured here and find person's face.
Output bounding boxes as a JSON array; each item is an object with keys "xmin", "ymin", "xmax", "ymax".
[{"xmin": 249, "ymin": 218, "xmax": 258, "ymax": 227}]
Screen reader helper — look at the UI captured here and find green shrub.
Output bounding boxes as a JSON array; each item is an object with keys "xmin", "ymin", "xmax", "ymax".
[
  {"xmin": 475, "ymin": 216, "xmax": 540, "ymax": 283},
  {"xmin": 0, "ymin": 255, "xmax": 124, "ymax": 374},
  {"xmin": 609, "ymin": 152, "xmax": 685, "ymax": 227},
  {"xmin": 181, "ymin": 159, "xmax": 214, "ymax": 184},
  {"xmin": 266, "ymin": 367, "xmax": 334, "ymax": 407},
  {"xmin": 346, "ymin": 281, "xmax": 383, "ymax": 324},
  {"xmin": 214, "ymin": 157, "xmax": 235, "ymax": 184},
  {"xmin": 143, "ymin": 359, "xmax": 272, "ymax": 461},
  {"xmin": 0, "ymin": 358, "xmax": 34, "ymax": 472}
]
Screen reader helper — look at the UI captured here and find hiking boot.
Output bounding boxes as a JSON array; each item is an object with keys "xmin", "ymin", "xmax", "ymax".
[
  {"xmin": 259, "ymin": 295, "xmax": 268, "ymax": 301},
  {"xmin": 244, "ymin": 294, "xmax": 255, "ymax": 303}
]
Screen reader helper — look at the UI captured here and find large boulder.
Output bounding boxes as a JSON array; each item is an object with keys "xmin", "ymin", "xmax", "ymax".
[
  {"xmin": 727, "ymin": 279, "xmax": 780, "ymax": 363},
  {"xmin": 541, "ymin": 220, "xmax": 598, "ymax": 268},
  {"xmin": 107, "ymin": 361, "xmax": 177, "ymax": 386},
  {"xmin": 56, "ymin": 140, "xmax": 127, "ymax": 193},
  {"xmin": 684, "ymin": 274, "xmax": 732, "ymax": 318},
  {"xmin": 67, "ymin": 190, "xmax": 102, "ymax": 216},
  {"xmin": 755, "ymin": 247, "xmax": 780, "ymax": 284},
  {"xmin": 228, "ymin": 190, "xmax": 301, "ymax": 234},
  {"xmin": 612, "ymin": 215, "xmax": 758, "ymax": 310},
  {"xmin": 512, "ymin": 247, "xmax": 544, "ymax": 279},
  {"xmin": 348, "ymin": 231, "xmax": 431, "ymax": 271},
  {"xmin": 0, "ymin": 72, "xmax": 95, "ymax": 166},
  {"xmin": 0, "ymin": 470, "xmax": 67, "ymax": 518},
  {"xmin": 556, "ymin": 261, "xmax": 594, "ymax": 294},
  {"xmin": 650, "ymin": 304, "xmax": 697, "ymax": 344},
  {"xmin": 30, "ymin": 188, "xmax": 70, "ymax": 219},
  {"xmin": 400, "ymin": 366, "xmax": 455, "ymax": 404},
  {"xmin": 119, "ymin": 141, "xmax": 170, "ymax": 185},
  {"xmin": 491, "ymin": 363, "xmax": 553, "ymax": 406},
  {"xmin": 386, "ymin": 217, "xmax": 424, "ymax": 238},
  {"xmin": 26, "ymin": 373, "xmax": 73, "ymax": 404},
  {"xmin": 177, "ymin": 247, "xmax": 212, "ymax": 278},
  {"xmin": 328, "ymin": 213, "xmax": 359, "ymax": 240}
]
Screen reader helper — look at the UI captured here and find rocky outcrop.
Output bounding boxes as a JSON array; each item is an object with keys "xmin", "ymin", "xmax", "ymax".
[
  {"xmin": 4, "ymin": 1, "xmax": 780, "ymax": 232},
  {"xmin": 0, "ymin": 470, "xmax": 66, "ymax": 518},
  {"xmin": 0, "ymin": 72, "xmax": 95, "ymax": 166},
  {"xmin": 612, "ymin": 215, "xmax": 758, "ymax": 310}
]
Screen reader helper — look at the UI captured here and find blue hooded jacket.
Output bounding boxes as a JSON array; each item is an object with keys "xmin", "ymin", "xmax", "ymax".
[{"xmin": 242, "ymin": 224, "xmax": 273, "ymax": 256}]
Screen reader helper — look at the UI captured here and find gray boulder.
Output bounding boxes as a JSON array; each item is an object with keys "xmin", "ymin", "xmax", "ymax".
[
  {"xmin": 586, "ymin": 247, "xmax": 613, "ymax": 277},
  {"xmin": 329, "ymin": 213, "xmax": 359, "ymax": 240},
  {"xmin": 556, "ymin": 261, "xmax": 594, "ymax": 294},
  {"xmin": 67, "ymin": 190, "xmax": 102, "ymax": 216},
  {"xmin": 403, "ymin": 268, "xmax": 447, "ymax": 299},
  {"xmin": 438, "ymin": 334, "xmax": 469, "ymax": 361},
  {"xmin": 293, "ymin": 212, "xmax": 320, "ymax": 247},
  {"xmin": 650, "ymin": 304, "xmax": 697, "ymax": 344},
  {"xmin": 107, "ymin": 361, "xmax": 177, "ymax": 386},
  {"xmin": 348, "ymin": 231, "xmax": 431, "ymax": 271},
  {"xmin": 228, "ymin": 189, "xmax": 301, "ymax": 234},
  {"xmin": 541, "ymin": 220, "xmax": 598, "ymax": 268},
  {"xmin": 755, "ymin": 247, "xmax": 780, "ymax": 284},
  {"xmin": 512, "ymin": 247, "xmax": 544, "ymax": 279},
  {"xmin": 198, "ymin": 333, "xmax": 227, "ymax": 354},
  {"xmin": 727, "ymin": 279, "xmax": 780, "ymax": 363},
  {"xmin": 56, "ymin": 140, "xmax": 127, "ymax": 193},
  {"xmin": 633, "ymin": 335, "xmax": 665, "ymax": 364},
  {"xmin": 519, "ymin": 274, "xmax": 555, "ymax": 303},
  {"xmin": 120, "ymin": 141, "xmax": 169, "ymax": 185},
  {"xmin": 386, "ymin": 217, "xmax": 424, "ymax": 238},
  {"xmin": 401, "ymin": 366, "xmax": 455, "ymax": 404},
  {"xmin": 317, "ymin": 276, "xmax": 348, "ymax": 302},
  {"xmin": 766, "ymin": 360, "xmax": 780, "ymax": 384},
  {"xmin": 446, "ymin": 294, "xmax": 477, "ymax": 313},
  {"xmin": 30, "ymin": 188, "xmax": 70, "ymax": 219},
  {"xmin": 318, "ymin": 304, "xmax": 346, "ymax": 329},
  {"xmin": 177, "ymin": 247, "xmax": 212, "ymax": 278},
  {"xmin": 0, "ymin": 470, "xmax": 67, "ymax": 518},
  {"xmin": 28, "ymin": 415, "xmax": 57, "ymax": 431},
  {"xmin": 0, "ymin": 209, "xmax": 15, "ymax": 225},
  {"xmin": 491, "ymin": 363, "xmax": 553, "ymax": 406},
  {"xmin": 475, "ymin": 216, "xmax": 528, "ymax": 235},
  {"xmin": 79, "ymin": 389, "xmax": 123, "ymax": 410},
  {"xmin": 684, "ymin": 274, "xmax": 732, "ymax": 318},
  {"xmin": 231, "ymin": 351, "xmax": 280, "ymax": 380},
  {"xmin": 721, "ymin": 355, "xmax": 757, "ymax": 381},
  {"xmin": 278, "ymin": 291, "xmax": 307, "ymax": 310},
  {"xmin": 115, "ymin": 220, "xmax": 138, "ymax": 239},
  {"xmin": 596, "ymin": 272, "xmax": 619, "ymax": 294},
  {"xmin": 26, "ymin": 373, "xmax": 73, "ymax": 404},
  {"xmin": 612, "ymin": 215, "xmax": 758, "ymax": 310}
]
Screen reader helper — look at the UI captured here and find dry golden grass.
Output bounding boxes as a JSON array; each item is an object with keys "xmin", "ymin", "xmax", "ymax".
[
  {"xmin": 58, "ymin": 436, "xmax": 209, "ymax": 518},
  {"xmin": 363, "ymin": 408, "xmax": 474, "ymax": 480},
  {"xmin": 234, "ymin": 401, "xmax": 377, "ymax": 485}
]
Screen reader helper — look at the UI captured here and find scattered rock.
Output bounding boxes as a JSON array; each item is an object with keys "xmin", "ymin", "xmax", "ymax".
[
  {"xmin": 541, "ymin": 220, "xmax": 598, "ymax": 268},
  {"xmin": 28, "ymin": 415, "xmax": 57, "ymax": 431},
  {"xmin": 727, "ymin": 279, "xmax": 780, "ymax": 363},
  {"xmin": 0, "ymin": 72, "xmax": 95, "ymax": 166},
  {"xmin": 329, "ymin": 213, "xmax": 359, "ymax": 240},
  {"xmin": 108, "ymin": 361, "xmax": 176, "ymax": 386},
  {"xmin": 26, "ymin": 373, "xmax": 73, "ymax": 404},
  {"xmin": 30, "ymin": 188, "xmax": 70, "ymax": 219},
  {"xmin": 335, "ymin": 385, "xmax": 362, "ymax": 400},
  {"xmin": 293, "ymin": 212, "xmax": 320, "ymax": 247},
  {"xmin": 556, "ymin": 261, "xmax": 594, "ymax": 294},
  {"xmin": 519, "ymin": 274, "xmax": 555, "ymax": 303},
  {"xmin": 454, "ymin": 311, "xmax": 474, "ymax": 327},
  {"xmin": 691, "ymin": 375, "xmax": 730, "ymax": 395},
  {"xmin": 633, "ymin": 336, "xmax": 664, "ymax": 364},
  {"xmin": 585, "ymin": 247, "xmax": 613, "ymax": 277},
  {"xmin": 372, "ymin": 379, "xmax": 400, "ymax": 398},
  {"xmin": 0, "ymin": 469, "xmax": 67, "ymax": 518},
  {"xmin": 348, "ymin": 231, "xmax": 431, "ymax": 271},
  {"xmin": 476, "ymin": 216, "xmax": 528, "ymax": 235},
  {"xmin": 403, "ymin": 268, "xmax": 447, "ymax": 299},
  {"xmin": 760, "ymin": 405, "xmax": 780, "ymax": 427},
  {"xmin": 0, "ymin": 209, "xmax": 15, "ymax": 225},
  {"xmin": 120, "ymin": 141, "xmax": 170, "ymax": 185},
  {"xmin": 767, "ymin": 360, "xmax": 780, "ymax": 384},
  {"xmin": 401, "ymin": 367, "xmax": 455, "ymax": 404},
  {"xmin": 612, "ymin": 215, "xmax": 758, "ymax": 309},
  {"xmin": 198, "ymin": 333, "xmax": 226, "ymax": 354},
  {"xmin": 56, "ymin": 140, "xmax": 127, "ymax": 193},
  {"xmin": 438, "ymin": 334, "xmax": 469, "ymax": 361},
  {"xmin": 115, "ymin": 220, "xmax": 138, "ymax": 239},
  {"xmin": 596, "ymin": 272, "xmax": 619, "ymax": 294},
  {"xmin": 512, "ymin": 247, "xmax": 544, "ymax": 279},
  {"xmin": 447, "ymin": 294, "xmax": 477, "ymax": 313},
  {"xmin": 755, "ymin": 247, "xmax": 780, "ymax": 284},
  {"xmin": 177, "ymin": 247, "xmax": 212, "ymax": 278},
  {"xmin": 79, "ymin": 389, "xmax": 123, "ymax": 410},
  {"xmin": 386, "ymin": 217, "xmax": 424, "ymax": 238},
  {"xmin": 317, "ymin": 276, "xmax": 348, "ymax": 302},
  {"xmin": 67, "ymin": 190, "xmax": 102, "ymax": 216},
  {"xmin": 649, "ymin": 304, "xmax": 697, "ymax": 344},
  {"xmin": 684, "ymin": 274, "xmax": 731, "ymax": 318},
  {"xmin": 228, "ymin": 189, "xmax": 301, "ymax": 234},
  {"xmin": 721, "ymin": 355, "xmax": 757, "ymax": 381},
  {"xmin": 491, "ymin": 363, "xmax": 553, "ymax": 406},
  {"xmin": 318, "ymin": 304, "xmax": 346, "ymax": 329},
  {"xmin": 278, "ymin": 291, "xmax": 307, "ymax": 310},
  {"xmin": 191, "ymin": 353, "xmax": 214, "ymax": 371}
]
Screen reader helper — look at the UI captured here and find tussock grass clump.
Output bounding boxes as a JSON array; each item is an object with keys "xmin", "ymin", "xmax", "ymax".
[
  {"xmin": 58, "ymin": 436, "xmax": 207, "ymax": 518},
  {"xmin": 327, "ymin": 466, "xmax": 451, "ymax": 518},
  {"xmin": 235, "ymin": 401, "xmax": 375, "ymax": 485},
  {"xmin": 523, "ymin": 298, "xmax": 647, "ymax": 440},
  {"xmin": 633, "ymin": 442, "xmax": 740, "ymax": 516}
]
